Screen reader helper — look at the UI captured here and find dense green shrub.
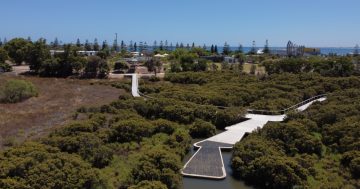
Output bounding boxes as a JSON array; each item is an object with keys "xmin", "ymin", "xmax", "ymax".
[
  {"xmin": 0, "ymin": 62, "xmax": 12, "ymax": 72},
  {"xmin": 165, "ymin": 72, "xmax": 208, "ymax": 85},
  {"xmin": 0, "ymin": 79, "xmax": 38, "ymax": 103},
  {"xmin": 214, "ymin": 107, "xmax": 245, "ymax": 129},
  {"xmin": 110, "ymin": 119, "xmax": 155, "ymax": 142},
  {"xmin": 152, "ymin": 119, "xmax": 179, "ymax": 134},
  {"xmin": 128, "ymin": 180, "xmax": 167, "ymax": 189},
  {"xmin": 189, "ymin": 119, "xmax": 216, "ymax": 138},
  {"xmin": 232, "ymin": 89, "xmax": 360, "ymax": 188},
  {"xmin": 131, "ymin": 146, "xmax": 182, "ymax": 189},
  {"xmin": 0, "ymin": 142, "xmax": 101, "ymax": 189}
]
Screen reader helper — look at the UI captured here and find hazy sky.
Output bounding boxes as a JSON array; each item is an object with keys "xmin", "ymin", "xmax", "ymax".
[{"xmin": 1, "ymin": 0, "xmax": 359, "ymax": 47}]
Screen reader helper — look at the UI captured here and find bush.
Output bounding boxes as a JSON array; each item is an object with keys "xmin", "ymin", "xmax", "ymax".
[
  {"xmin": 0, "ymin": 79, "xmax": 38, "ymax": 103},
  {"xmin": 189, "ymin": 119, "xmax": 216, "ymax": 138},
  {"xmin": 0, "ymin": 62, "xmax": 12, "ymax": 72},
  {"xmin": 214, "ymin": 107, "xmax": 245, "ymax": 129},
  {"xmin": 149, "ymin": 75, "xmax": 160, "ymax": 82},
  {"xmin": 0, "ymin": 142, "xmax": 101, "ymax": 189},
  {"xmin": 131, "ymin": 146, "xmax": 181, "ymax": 189},
  {"xmin": 110, "ymin": 119, "xmax": 155, "ymax": 142},
  {"xmin": 129, "ymin": 180, "xmax": 167, "ymax": 189}
]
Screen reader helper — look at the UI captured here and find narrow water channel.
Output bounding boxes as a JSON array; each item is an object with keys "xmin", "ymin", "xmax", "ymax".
[{"xmin": 182, "ymin": 145, "xmax": 254, "ymax": 189}]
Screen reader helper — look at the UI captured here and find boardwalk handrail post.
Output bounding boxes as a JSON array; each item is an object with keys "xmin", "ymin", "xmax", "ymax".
[{"xmin": 247, "ymin": 94, "xmax": 327, "ymax": 115}]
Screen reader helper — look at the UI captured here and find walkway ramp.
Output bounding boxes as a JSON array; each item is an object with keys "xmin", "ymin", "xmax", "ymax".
[
  {"xmin": 122, "ymin": 74, "xmax": 140, "ymax": 97},
  {"xmin": 182, "ymin": 96, "xmax": 326, "ymax": 179}
]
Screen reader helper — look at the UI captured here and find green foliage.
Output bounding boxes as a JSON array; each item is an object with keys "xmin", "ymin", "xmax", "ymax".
[
  {"xmin": 0, "ymin": 79, "xmax": 38, "ymax": 103},
  {"xmin": 263, "ymin": 58, "xmax": 308, "ymax": 74},
  {"xmin": 168, "ymin": 49, "xmax": 208, "ymax": 72},
  {"xmin": 3, "ymin": 63, "xmax": 360, "ymax": 189},
  {"xmin": 189, "ymin": 119, "xmax": 216, "ymax": 138},
  {"xmin": 262, "ymin": 122, "xmax": 323, "ymax": 156},
  {"xmin": 145, "ymin": 58, "xmax": 162, "ymax": 74},
  {"xmin": 0, "ymin": 62, "xmax": 12, "ymax": 72},
  {"xmin": 313, "ymin": 57, "xmax": 354, "ymax": 77},
  {"xmin": 39, "ymin": 57, "xmax": 60, "ymax": 76},
  {"xmin": 264, "ymin": 57, "xmax": 354, "ymax": 77},
  {"xmin": 232, "ymin": 88, "xmax": 360, "ymax": 188},
  {"xmin": 131, "ymin": 146, "xmax": 181, "ymax": 189},
  {"xmin": 4, "ymin": 38, "xmax": 33, "ymax": 65},
  {"xmin": 152, "ymin": 119, "xmax": 178, "ymax": 134},
  {"xmin": 214, "ymin": 107, "xmax": 245, "ymax": 129},
  {"xmin": 111, "ymin": 118, "xmax": 155, "ymax": 142},
  {"xmin": 27, "ymin": 38, "xmax": 50, "ymax": 72},
  {"xmin": 0, "ymin": 47, "xmax": 9, "ymax": 63},
  {"xmin": 231, "ymin": 134, "xmax": 308, "ymax": 189},
  {"xmin": 0, "ymin": 142, "xmax": 101, "ymax": 189},
  {"xmin": 165, "ymin": 72, "xmax": 208, "ymax": 85},
  {"xmin": 129, "ymin": 180, "xmax": 167, "ymax": 189},
  {"xmin": 193, "ymin": 58, "xmax": 208, "ymax": 71},
  {"xmin": 84, "ymin": 56, "xmax": 109, "ymax": 78},
  {"xmin": 114, "ymin": 61, "xmax": 129, "ymax": 72}
]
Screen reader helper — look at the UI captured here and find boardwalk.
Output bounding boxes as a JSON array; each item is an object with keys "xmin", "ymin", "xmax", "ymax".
[
  {"xmin": 130, "ymin": 74, "xmax": 140, "ymax": 97},
  {"xmin": 117, "ymin": 74, "xmax": 141, "ymax": 97},
  {"xmin": 182, "ymin": 141, "xmax": 233, "ymax": 179},
  {"xmin": 126, "ymin": 74, "xmax": 327, "ymax": 179},
  {"xmin": 182, "ymin": 97, "xmax": 327, "ymax": 179}
]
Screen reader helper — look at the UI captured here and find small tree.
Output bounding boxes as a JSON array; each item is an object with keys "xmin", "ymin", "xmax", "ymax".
[
  {"xmin": 52, "ymin": 37, "xmax": 59, "ymax": 48},
  {"xmin": 27, "ymin": 38, "xmax": 51, "ymax": 73},
  {"xmin": 238, "ymin": 44, "xmax": 243, "ymax": 53},
  {"xmin": 76, "ymin": 38, "xmax": 81, "ymax": 47},
  {"xmin": 98, "ymin": 59, "xmax": 109, "ymax": 78},
  {"xmin": 4, "ymin": 38, "xmax": 33, "ymax": 65},
  {"xmin": 145, "ymin": 58, "xmax": 162, "ymax": 76},
  {"xmin": 84, "ymin": 40, "xmax": 92, "ymax": 51},
  {"xmin": 0, "ymin": 79, "xmax": 38, "ymax": 103},
  {"xmin": 93, "ymin": 38, "xmax": 100, "ymax": 51},
  {"xmin": 0, "ymin": 47, "xmax": 9, "ymax": 63},
  {"xmin": 263, "ymin": 39, "xmax": 270, "ymax": 54},
  {"xmin": 214, "ymin": 45, "xmax": 218, "ymax": 54},
  {"xmin": 223, "ymin": 42, "xmax": 230, "ymax": 55}
]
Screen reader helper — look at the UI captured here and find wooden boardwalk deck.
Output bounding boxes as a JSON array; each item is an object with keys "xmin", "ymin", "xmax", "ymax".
[
  {"xmin": 182, "ymin": 97, "xmax": 327, "ymax": 179},
  {"xmin": 181, "ymin": 141, "xmax": 233, "ymax": 179}
]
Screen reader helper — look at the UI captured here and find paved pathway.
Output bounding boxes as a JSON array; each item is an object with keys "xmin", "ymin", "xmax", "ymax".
[{"xmin": 182, "ymin": 97, "xmax": 326, "ymax": 179}]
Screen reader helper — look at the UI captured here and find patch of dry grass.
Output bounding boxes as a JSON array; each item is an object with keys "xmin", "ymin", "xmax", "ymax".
[{"xmin": 0, "ymin": 75, "xmax": 124, "ymax": 149}]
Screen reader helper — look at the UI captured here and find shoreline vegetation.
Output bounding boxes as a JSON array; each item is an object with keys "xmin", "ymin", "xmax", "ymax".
[{"xmin": 0, "ymin": 37, "xmax": 359, "ymax": 188}]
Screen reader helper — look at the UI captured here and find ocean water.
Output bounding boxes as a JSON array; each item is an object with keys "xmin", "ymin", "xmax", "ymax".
[
  {"xmin": 225, "ymin": 47, "xmax": 356, "ymax": 56},
  {"xmin": 147, "ymin": 46, "xmax": 356, "ymax": 56}
]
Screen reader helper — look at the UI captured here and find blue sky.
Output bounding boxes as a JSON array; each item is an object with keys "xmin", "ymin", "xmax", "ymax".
[{"xmin": 0, "ymin": 0, "xmax": 359, "ymax": 47}]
